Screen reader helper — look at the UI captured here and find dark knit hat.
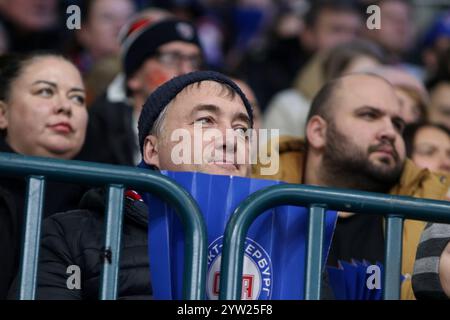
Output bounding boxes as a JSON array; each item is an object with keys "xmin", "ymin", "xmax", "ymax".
[
  {"xmin": 138, "ymin": 71, "xmax": 254, "ymax": 154},
  {"xmin": 121, "ymin": 18, "xmax": 202, "ymax": 78}
]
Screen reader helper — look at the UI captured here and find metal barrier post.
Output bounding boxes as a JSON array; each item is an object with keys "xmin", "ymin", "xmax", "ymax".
[
  {"xmin": 219, "ymin": 184, "xmax": 450, "ymax": 300},
  {"xmin": 305, "ymin": 205, "xmax": 326, "ymax": 300}
]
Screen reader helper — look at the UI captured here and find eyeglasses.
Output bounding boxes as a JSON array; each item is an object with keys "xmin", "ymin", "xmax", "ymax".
[{"xmin": 154, "ymin": 50, "xmax": 203, "ymax": 70}]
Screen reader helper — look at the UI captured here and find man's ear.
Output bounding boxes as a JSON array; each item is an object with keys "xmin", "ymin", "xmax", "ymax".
[
  {"xmin": 143, "ymin": 135, "xmax": 160, "ymax": 168},
  {"xmin": 306, "ymin": 115, "xmax": 327, "ymax": 149},
  {"xmin": 0, "ymin": 101, "xmax": 9, "ymax": 129}
]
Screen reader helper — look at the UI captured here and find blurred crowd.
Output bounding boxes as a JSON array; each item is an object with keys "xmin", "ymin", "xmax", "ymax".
[
  {"xmin": 0, "ymin": 1, "xmax": 445, "ymax": 109},
  {"xmin": 1, "ymin": 0, "xmax": 450, "ymax": 301},
  {"xmin": 0, "ymin": 0, "xmax": 449, "ymax": 132}
]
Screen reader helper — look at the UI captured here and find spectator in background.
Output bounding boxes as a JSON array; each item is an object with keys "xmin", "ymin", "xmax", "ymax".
[
  {"xmin": 410, "ymin": 123, "xmax": 450, "ymax": 300},
  {"xmin": 300, "ymin": 0, "xmax": 363, "ymax": 55},
  {"xmin": 264, "ymin": 39, "xmax": 383, "ymax": 137},
  {"xmin": 411, "ymin": 16, "xmax": 450, "ymax": 299},
  {"xmin": 253, "ymin": 73, "xmax": 450, "ymax": 299},
  {"xmin": 363, "ymin": 0, "xmax": 416, "ymax": 64},
  {"xmin": 0, "ymin": 0, "xmax": 63, "ymax": 53},
  {"xmin": 78, "ymin": 12, "xmax": 204, "ymax": 166},
  {"xmin": 413, "ymin": 221, "xmax": 450, "ymax": 300},
  {"xmin": 66, "ymin": 0, "xmax": 136, "ymax": 105},
  {"xmin": 74, "ymin": 0, "xmax": 136, "ymax": 70},
  {"xmin": 404, "ymin": 123, "xmax": 450, "ymax": 175},
  {"xmin": 0, "ymin": 21, "xmax": 9, "ymax": 54},
  {"xmin": 238, "ymin": 0, "xmax": 363, "ymax": 112},
  {"xmin": 0, "ymin": 53, "xmax": 88, "ymax": 299},
  {"xmin": 427, "ymin": 76, "xmax": 450, "ymax": 131}
]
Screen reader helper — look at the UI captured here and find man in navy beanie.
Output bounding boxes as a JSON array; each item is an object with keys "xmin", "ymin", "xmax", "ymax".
[
  {"xmin": 79, "ymin": 10, "xmax": 204, "ymax": 166},
  {"xmin": 138, "ymin": 70, "xmax": 254, "ymax": 176},
  {"xmin": 25, "ymin": 71, "xmax": 256, "ymax": 299}
]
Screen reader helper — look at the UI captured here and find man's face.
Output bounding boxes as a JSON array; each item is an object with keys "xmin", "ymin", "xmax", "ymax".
[
  {"xmin": 144, "ymin": 81, "xmax": 251, "ymax": 177},
  {"xmin": 366, "ymin": 0, "xmax": 415, "ymax": 56},
  {"xmin": 395, "ymin": 87, "xmax": 421, "ymax": 125},
  {"xmin": 130, "ymin": 41, "xmax": 202, "ymax": 97},
  {"xmin": 321, "ymin": 75, "xmax": 406, "ymax": 191},
  {"xmin": 0, "ymin": 0, "xmax": 58, "ymax": 31},
  {"xmin": 310, "ymin": 8, "xmax": 362, "ymax": 52}
]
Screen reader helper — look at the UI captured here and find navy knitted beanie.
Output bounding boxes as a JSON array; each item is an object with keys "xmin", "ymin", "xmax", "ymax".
[
  {"xmin": 138, "ymin": 71, "xmax": 254, "ymax": 154},
  {"xmin": 122, "ymin": 18, "xmax": 201, "ymax": 78}
]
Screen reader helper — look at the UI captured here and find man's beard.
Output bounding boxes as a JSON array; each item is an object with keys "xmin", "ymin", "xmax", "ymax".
[{"xmin": 320, "ymin": 122, "xmax": 404, "ymax": 193}]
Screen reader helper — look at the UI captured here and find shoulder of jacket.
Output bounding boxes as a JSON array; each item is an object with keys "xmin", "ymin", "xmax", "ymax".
[{"xmin": 395, "ymin": 159, "xmax": 450, "ymax": 200}]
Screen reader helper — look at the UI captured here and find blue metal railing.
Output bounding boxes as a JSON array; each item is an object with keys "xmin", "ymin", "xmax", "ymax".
[
  {"xmin": 218, "ymin": 184, "xmax": 450, "ymax": 300},
  {"xmin": 3, "ymin": 152, "xmax": 450, "ymax": 300},
  {"xmin": 0, "ymin": 152, "xmax": 207, "ymax": 300}
]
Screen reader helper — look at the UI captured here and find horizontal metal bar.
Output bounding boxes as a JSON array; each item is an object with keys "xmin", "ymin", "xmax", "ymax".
[
  {"xmin": 2, "ymin": 153, "xmax": 450, "ymax": 224},
  {"xmin": 19, "ymin": 176, "xmax": 46, "ymax": 300},
  {"xmin": 219, "ymin": 184, "xmax": 450, "ymax": 300},
  {"xmin": 223, "ymin": 184, "xmax": 450, "ymax": 225}
]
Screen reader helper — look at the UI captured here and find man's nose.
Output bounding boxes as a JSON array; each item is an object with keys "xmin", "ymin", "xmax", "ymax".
[
  {"xmin": 216, "ymin": 126, "xmax": 236, "ymax": 152},
  {"xmin": 378, "ymin": 119, "xmax": 397, "ymax": 142}
]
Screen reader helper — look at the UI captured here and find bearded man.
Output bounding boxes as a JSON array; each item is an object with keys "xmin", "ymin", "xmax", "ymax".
[{"xmin": 253, "ymin": 73, "xmax": 450, "ymax": 299}]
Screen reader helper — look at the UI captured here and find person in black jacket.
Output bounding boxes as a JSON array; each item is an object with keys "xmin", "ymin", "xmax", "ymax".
[
  {"xmin": 0, "ymin": 53, "xmax": 89, "ymax": 299},
  {"xmin": 78, "ymin": 13, "xmax": 204, "ymax": 166},
  {"xmin": 27, "ymin": 71, "xmax": 254, "ymax": 300}
]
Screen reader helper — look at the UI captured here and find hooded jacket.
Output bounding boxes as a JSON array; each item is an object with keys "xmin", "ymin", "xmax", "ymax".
[{"xmin": 252, "ymin": 136, "xmax": 450, "ymax": 300}]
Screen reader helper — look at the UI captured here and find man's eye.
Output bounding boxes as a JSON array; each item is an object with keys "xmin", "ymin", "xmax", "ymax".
[
  {"xmin": 361, "ymin": 112, "xmax": 377, "ymax": 120},
  {"xmin": 194, "ymin": 117, "xmax": 213, "ymax": 125},
  {"xmin": 71, "ymin": 95, "xmax": 86, "ymax": 106},
  {"xmin": 234, "ymin": 127, "xmax": 248, "ymax": 136}
]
